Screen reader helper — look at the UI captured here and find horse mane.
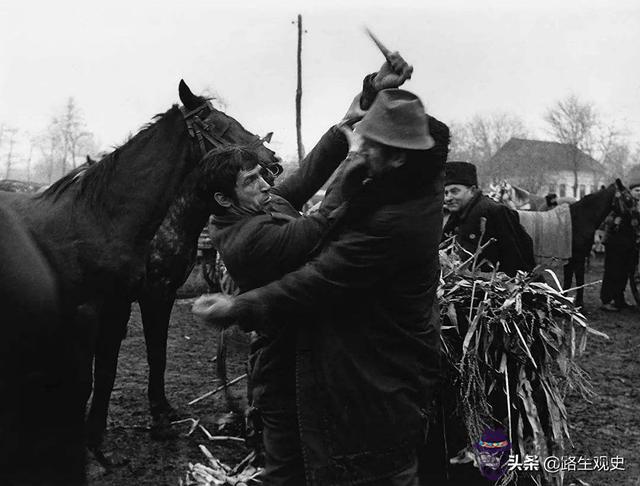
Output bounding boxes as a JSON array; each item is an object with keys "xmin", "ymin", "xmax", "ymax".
[{"xmin": 37, "ymin": 105, "xmax": 182, "ymax": 207}]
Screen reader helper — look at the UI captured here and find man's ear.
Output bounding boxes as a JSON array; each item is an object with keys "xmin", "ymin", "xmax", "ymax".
[{"xmin": 214, "ymin": 192, "xmax": 233, "ymax": 208}]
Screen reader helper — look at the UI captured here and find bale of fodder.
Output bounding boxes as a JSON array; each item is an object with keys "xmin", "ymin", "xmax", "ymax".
[{"xmin": 438, "ymin": 237, "xmax": 607, "ymax": 485}]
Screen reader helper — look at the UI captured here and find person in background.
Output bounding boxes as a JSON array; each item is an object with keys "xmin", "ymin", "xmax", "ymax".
[
  {"xmin": 442, "ymin": 161, "xmax": 535, "ymax": 276},
  {"xmin": 600, "ymin": 172, "xmax": 640, "ymax": 311}
]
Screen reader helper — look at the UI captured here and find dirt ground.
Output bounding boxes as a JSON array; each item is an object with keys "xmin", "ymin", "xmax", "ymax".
[{"xmin": 89, "ymin": 255, "xmax": 639, "ymax": 486}]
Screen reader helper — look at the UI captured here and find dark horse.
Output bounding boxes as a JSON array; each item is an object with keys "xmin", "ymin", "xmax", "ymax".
[
  {"xmin": 83, "ymin": 88, "xmax": 279, "ymax": 461},
  {"xmin": 0, "ymin": 80, "xmax": 272, "ymax": 475},
  {"xmin": 0, "ymin": 203, "xmax": 86, "ymax": 486},
  {"xmin": 562, "ymin": 180, "xmax": 636, "ymax": 307}
]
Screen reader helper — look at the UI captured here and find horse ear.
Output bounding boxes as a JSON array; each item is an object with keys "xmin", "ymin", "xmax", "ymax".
[
  {"xmin": 615, "ymin": 178, "xmax": 624, "ymax": 190},
  {"xmin": 179, "ymin": 79, "xmax": 200, "ymax": 110}
]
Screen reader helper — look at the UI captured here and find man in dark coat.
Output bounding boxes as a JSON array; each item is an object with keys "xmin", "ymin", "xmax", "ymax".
[
  {"xmin": 195, "ymin": 88, "xmax": 449, "ymax": 485},
  {"xmin": 600, "ymin": 173, "xmax": 640, "ymax": 311},
  {"xmin": 442, "ymin": 161, "xmax": 535, "ymax": 276}
]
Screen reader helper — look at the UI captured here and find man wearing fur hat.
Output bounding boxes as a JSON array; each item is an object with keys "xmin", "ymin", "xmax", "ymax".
[
  {"xmin": 600, "ymin": 170, "xmax": 640, "ymax": 311},
  {"xmin": 195, "ymin": 86, "xmax": 449, "ymax": 485},
  {"xmin": 442, "ymin": 161, "xmax": 534, "ymax": 276}
]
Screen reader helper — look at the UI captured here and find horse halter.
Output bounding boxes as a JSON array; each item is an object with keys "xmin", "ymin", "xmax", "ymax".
[
  {"xmin": 180, "ymin": 101, "xmax": 233, "ymax": 157},
  {"xmin": 611, "ymin": 184, "xmax": 634, "ymax": 215},
  {"xmin": 180, "ymin": 101, "xmax": 281, "ymax": 181}
]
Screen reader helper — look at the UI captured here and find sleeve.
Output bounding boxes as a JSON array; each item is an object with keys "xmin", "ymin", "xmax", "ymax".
[
  {"xmin": 244, "ymin": 211, "xmax": 336, "ymax": 272},
  {"xmin": 271, "ymin": 126, "xmax": 348, "ymax": 211},
  {"xmin": 232, "ymin": 224, "xmax": 394, "ymax": 331},
  {"xmin": 489, "ymin": 205, "xmax": 535, "ymax": 275}
]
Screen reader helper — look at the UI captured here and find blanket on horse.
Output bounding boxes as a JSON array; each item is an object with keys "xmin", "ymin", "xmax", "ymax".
[{"xmin": 517, "ymin": 204, "xmax": 572, "ymax": 265}]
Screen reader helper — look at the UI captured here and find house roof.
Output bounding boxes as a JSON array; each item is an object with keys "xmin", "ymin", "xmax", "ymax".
[{"xmin": 487, "ymin": 138, "xmax": 607, "ymax": 176}]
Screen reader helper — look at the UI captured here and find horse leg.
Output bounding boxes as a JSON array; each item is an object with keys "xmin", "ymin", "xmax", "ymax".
[
  {"xmin": 574, "ymin": 258, "xmax": 586, "ymax": 308},
  {"xmin": 563, "ymin": 260, "xmax": 574, "ymax": 296},
  {"xmin": 139, "ymin": 291, "xmax": 180, "ymax": 435},
  {"xmin": 85, "ymin": 300, "xmax": 131, "ymax": 467}
]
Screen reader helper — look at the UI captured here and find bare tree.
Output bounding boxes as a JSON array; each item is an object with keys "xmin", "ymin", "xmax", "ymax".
[
  {"xmin": 601, "ymin": 141, "xmax": 631, "ymax": 179},
  {"xmin": 52, "ymin": 98, "xmax": 96, "ymax": 172},
  {"xmin": 32, "ymin": 98, "xmax": 97, "ymax": 182},
  {"xmin": 544, "ymin": 94, "xmax": 599, "ymax": 197},
  {"xmin": 449, "ymin": 112, "xmax": 528, "ymax": 182},
  {"xmin": 3, "ymin": 126, "xmax": 19, "ymax": 179}
]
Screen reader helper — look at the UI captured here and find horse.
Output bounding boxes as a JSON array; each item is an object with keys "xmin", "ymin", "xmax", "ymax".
[
  {"xmin": 563, "ymin": 181, "xmax": 638, "ymax": 307},
  {"xmin": 0, "ymin": 203, "xmax": 87, "ymax": 486},
  {"xmin": 0, "ymin": 80, "xmax": 273, "ymax": 470},
  {"xmin": 497, "ymin": 180, "xmax": 636, "ymax": 307},
  {"xmin": 83, "ymin": 88, "xmax": 280, "ymax": 463}
]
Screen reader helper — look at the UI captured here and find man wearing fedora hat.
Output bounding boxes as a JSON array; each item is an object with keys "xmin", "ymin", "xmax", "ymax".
[
  {"xmin": 194, "ymin": 83, "xmax": 450, "ymax": 484},
  {"xmin": 442, "ymin": 161, "xmax": 535, "ymax": 276}
]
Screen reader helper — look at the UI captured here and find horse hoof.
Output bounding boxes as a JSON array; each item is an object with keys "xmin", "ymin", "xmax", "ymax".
[{"xmin": 151, "ymin": 401, "xmax": 182, "ymax": 422}]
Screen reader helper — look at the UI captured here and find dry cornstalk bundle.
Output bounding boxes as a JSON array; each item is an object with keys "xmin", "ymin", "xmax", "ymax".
[
  {"xmin": 180, "ymin": 446, "xmax": 262, "ymax": 486},
  {"xmin": 439, "ymin": 237, "xmax": 608, "ymax": 485}
]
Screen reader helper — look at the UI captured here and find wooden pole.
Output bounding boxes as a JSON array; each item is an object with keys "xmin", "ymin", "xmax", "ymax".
[{"xmin": 295, "ymin": 14, "xmax": 306, "ymax": 164}]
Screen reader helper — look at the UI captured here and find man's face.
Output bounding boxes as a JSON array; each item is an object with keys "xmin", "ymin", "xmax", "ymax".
[
  {"xmin": 233, "ymin": 164, "xmax": 272, "ymax": 212},
  {"xmin": 630, "ymin": 186, "xmax": 640, "ymax": 201},
  {"xmin": 360, "ymin": 138, "xmax": 404, "ymax": 178},
  {"xmin": 444, "ymin": 184, "xmax": 475, "ymax": 213}
]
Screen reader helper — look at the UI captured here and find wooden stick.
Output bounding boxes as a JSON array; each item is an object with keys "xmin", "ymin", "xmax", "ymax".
[
  {"xmin": 364, "ymin": 27, "xmax": 392, "ymax": 60},
  {"xmin": 170, "ymin": 417, "xmax": 200, "ymax": 436},
  {"xmin": 188, "ymin": 373, "xmax": 248, "ymax": 405}
]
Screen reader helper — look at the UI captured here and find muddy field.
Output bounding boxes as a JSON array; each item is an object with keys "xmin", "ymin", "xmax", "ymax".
[{"xmin": 90, "ymin": 256, "xmax": 639, "ymax": 486}]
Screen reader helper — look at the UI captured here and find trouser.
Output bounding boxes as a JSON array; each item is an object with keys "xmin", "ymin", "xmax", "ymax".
[
  {"xmin": 259, "ymin": 403, "xmax": 305, "ymax": 486},
  {"xmin": 260, "ymin": 403, "xmax": 420, "ymax": 486},
  {"xmin": 600, "ymin": 242, "xmax": 637, "ymax": 305}
]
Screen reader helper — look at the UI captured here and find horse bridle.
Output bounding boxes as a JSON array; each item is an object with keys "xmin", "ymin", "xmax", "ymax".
[{"xmin": 180, "ymin": 101, "xmax": 281, "ymax": 179}]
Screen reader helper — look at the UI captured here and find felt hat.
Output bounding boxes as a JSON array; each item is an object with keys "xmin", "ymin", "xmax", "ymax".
[
  {"xmin": 356, "ymin": 89, "xmax": 435, "ymax": 150},
  {"xmin": 444, "ymin": 161, "xmax": 478, "ymax": 187}
]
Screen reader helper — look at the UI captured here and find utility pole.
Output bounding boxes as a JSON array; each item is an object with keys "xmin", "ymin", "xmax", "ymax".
[{"xmin": 295, "ymin": 14, "xmax": 306, "ymax": 164}]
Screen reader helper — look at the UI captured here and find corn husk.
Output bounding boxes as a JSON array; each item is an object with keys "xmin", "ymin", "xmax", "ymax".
[
  {"xmin": 439, "ymin": 237, "xmax": 607, "ymax": 485},
  {"xmin": 182, "ymin": 446, "xmax": 262, "ymax": 485}
]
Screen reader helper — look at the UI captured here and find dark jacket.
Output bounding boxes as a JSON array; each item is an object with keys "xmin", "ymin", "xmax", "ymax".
[
  {"xmin": 231, "ymin": 117, "xmax": 450, "ymax": 485},
  {"xmin": 211, "ymin": 126, "xmax": 349, "ymax": 407},
  {"xmin": 443, "ymin": 192, "xmax": 535, "ymax": 276}
]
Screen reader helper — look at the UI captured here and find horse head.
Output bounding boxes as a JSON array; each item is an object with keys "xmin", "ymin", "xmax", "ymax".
[
  {"xmin": 178, "ymin": 80, "xmax": 280, "ymax": 176},
  {"xmin": 612, "ymin": 178, "xmax": 637, "ymax": 217}
]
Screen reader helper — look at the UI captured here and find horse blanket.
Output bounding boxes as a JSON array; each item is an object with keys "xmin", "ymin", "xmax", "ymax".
[{"xmin": 517, "ymin": 204, "xmax": 572, "ymax": 266}]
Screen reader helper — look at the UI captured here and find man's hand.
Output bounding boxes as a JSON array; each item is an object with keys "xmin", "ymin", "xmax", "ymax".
[
  {"xmin": 372, "ymin": 51, "xmax": 413, "ymax": 90},
  {"xmin": 192, "ymin": 293, "xmax": 236, "ymax": 328},
  {"xmin": 338, "ymin": 93, "xmax": 367, "ymax": 128},
  {"xmin": 337, "ymin": 123, "xmax": 364, "ymax": 153}
]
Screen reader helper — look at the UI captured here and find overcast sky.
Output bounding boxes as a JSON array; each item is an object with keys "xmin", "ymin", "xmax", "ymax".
[{"xmin": 1, "ymin": 0, "xmax": 639, "ymax": 167}]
